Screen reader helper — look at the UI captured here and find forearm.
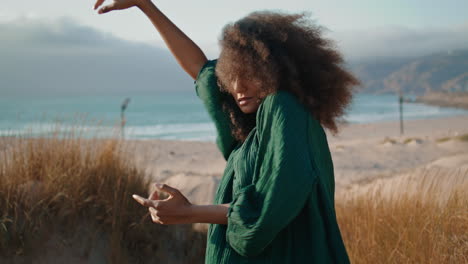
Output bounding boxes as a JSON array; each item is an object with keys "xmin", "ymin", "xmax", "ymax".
[
  {"xmin": 189, "ymin": 203, "xmax": 230, "ymax": 225},
  {"xmin": 136, "ymin": 0, "xmax": 208, "ymax": 79}
]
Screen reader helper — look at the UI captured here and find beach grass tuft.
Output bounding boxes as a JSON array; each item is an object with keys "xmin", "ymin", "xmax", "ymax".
[
  {"xmin": 380, "ymin": 137, "xmax": 398, "ymax": 145},
  {"xmin": 436, "ymin": 136, "xmax": 452, "ymax": 143},
  {"xmin": 0, "ymin": 124, "xmax": 206, "ymax": 263},
  {"xmin": 456, "ymin": 133, "xmax": 468, "ymax": 142},
  {"xmin": 436, "ymin": 133, "xmax": 468, "ymax": 143},
  {"xmin": 336, "ymin": 169, "xmax": 468, "ymax": 263}
]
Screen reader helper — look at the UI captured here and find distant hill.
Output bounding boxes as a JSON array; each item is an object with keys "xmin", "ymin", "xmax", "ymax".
[{"xmin": 349, "ymin": 49, "xmax": 468, "ymax": 95}]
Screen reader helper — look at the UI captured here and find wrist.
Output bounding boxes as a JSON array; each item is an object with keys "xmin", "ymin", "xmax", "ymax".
[
  {"xmin": 187, "ymin": 204, "xmax": 230, "ymax": 225},
  {"xmin": 187, "ymin": 204, "xmax": 202, "ymax": 223},
  {"xmin": 135, "ymin": 0, "xmax": 153, "ymax": 10}
]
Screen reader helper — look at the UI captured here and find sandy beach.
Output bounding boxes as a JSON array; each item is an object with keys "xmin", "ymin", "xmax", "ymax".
[{"xmin": 117, "ymin": 114, "xmax": 468, "ymax": 205}]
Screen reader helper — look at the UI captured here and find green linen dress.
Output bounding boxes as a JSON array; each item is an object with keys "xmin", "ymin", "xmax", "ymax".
[{"xmin": 194, "ymin": 59, "xmax": 350, "ymax": 264}]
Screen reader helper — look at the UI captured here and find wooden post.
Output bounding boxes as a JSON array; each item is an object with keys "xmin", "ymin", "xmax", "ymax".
[
  {"xmin": 399, "ymin": 90, "xmax": 404, "ymax": 135},
  {"xmin": 121, "ymin": 98, "xmax": 130, "ymax": 139}
]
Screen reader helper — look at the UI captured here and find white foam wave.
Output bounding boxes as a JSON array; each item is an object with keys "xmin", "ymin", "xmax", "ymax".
[{"xmin": 0, "ymin": 121, "xmax": 218, "ymax": 142}]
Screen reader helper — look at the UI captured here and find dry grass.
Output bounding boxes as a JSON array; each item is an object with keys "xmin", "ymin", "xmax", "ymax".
[
  {"xmin": 457, "ymin": 133, "xmax": 468, "ymax": 142},
  {"xmin": 436, "ymin": 133, "xmax": 468, "ymax": 143},
  {"xmin": 435, "ymin": 136, "xmax": 452, "ymax": 143},
  {"xmin": 380, "ymin": 137, "xmax": 398, "ymax": 145},
  {"xmin": 402, "ymin": 137, "xmax": 423, "ymax": 144},
  {"xmin": 0, "ymin": 125, "xmax": 206, "ymax": 263},
  {"xmin": 1, "ymin": 122, "xmax": 467, "ymax": 263},
  {"xmin": 336, "ymin": 169, "xmax": 468, "ymax": 263}
]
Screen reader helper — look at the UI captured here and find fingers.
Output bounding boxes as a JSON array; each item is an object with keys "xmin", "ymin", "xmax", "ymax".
[
  {"xmin": 148, "ymin": 184, "xmax": 160, "ymax": 200},
  {"xmin": 134, "ymin": 193, "xmax": 173, "ymax": 224},
  {"xmin": 98, "ymin": 3, "xmax": 117, "ymax": 14},
  {"xmin": 133, "ymin": 182, "xmax": 183, "ymax": 208},
  {"xmin": 149, "ymin": 207, "xmax": 163, "ymax": 224},
  {"xmin": 93, "ymin": 0, "xmax": 106, "ymax": 10},
  {"xmin": 155, "ymin": 183, "xmax": 180, "ymax": 197},
  {"xmin": 148, "ymin": 207, "xmax": 181, "ymax": 225},
  {"xmin": 149, "ymin": 190, "xmax": 159, "ymax": 200},
  {"xmin": 132, "ymin": 194, "xmax": 154, "ymax": 207}
]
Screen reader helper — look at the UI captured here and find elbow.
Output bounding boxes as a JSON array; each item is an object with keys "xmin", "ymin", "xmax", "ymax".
[
  {"xmin": 228, "ymin": 237, "xmax": 266, "ymax": 257},
  {"xmin": 226, "ymin": 228, "xmax": 270, "ymax": 257},
  {"xmin": 226, "ymin": 185, "xmax": 272, "ymax": 257}
]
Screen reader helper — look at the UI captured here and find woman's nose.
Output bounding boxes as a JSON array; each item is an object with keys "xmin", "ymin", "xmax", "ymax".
[{"xmin": 232, "ymin": 78, "xmax": 246, "ymax": 93}]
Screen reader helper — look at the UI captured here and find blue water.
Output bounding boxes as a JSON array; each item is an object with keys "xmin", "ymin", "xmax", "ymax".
[{"xmin": 1, "ymin": 91, "xmax": 467, "ymax": 141}]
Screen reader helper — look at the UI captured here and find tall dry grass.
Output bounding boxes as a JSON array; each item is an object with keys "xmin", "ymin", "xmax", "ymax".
[
  {"xmin": 336, "ymin": 168, "xmax": 468, "ymax": 263},
  {"xmin": 0, "ymin": 125, "xmax": 206, "ymax": 263},
  {"xmin": 1, "ymin": 122, "xmax": 467, "ymax": 263}
]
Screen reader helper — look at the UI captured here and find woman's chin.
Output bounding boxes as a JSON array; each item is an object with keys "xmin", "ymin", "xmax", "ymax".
[{"xmin": 239, "ymin": 107, "xmax": 257, "ymax": 114}]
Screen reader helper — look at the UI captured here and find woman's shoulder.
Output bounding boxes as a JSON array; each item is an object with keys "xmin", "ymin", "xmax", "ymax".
[
  {"xmin": 256, "ymin": 90, "xmax": 307, "ymax": 120},
  {"xmin": 193, "ymin": 59, "xmax": 221, "ymax": 101},
  {"xmin": 194, "ymin": 59, "xmax": 218, "ymax": 84},
  {"xmin": 255, "ymin": 89, "xmax": 325, "ymax": 135}
]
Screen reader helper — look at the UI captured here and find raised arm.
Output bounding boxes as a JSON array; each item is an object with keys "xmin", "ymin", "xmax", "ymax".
[
  {"xmin": 94, "ymin": 0, "xmax": 238, "ymax": 158},
  {"xmin": 94, "ymin": 0, "xmax": 207, "ymax": 80}
]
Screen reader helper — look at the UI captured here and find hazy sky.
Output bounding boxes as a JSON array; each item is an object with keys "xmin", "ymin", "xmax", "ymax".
[
  {"xmin": 2, "ymin": 0, "xmax": 468, "ymax": 52},
  {"xmin": 1, "ymin": 0, "xmax": 467, "ymax": 95}
]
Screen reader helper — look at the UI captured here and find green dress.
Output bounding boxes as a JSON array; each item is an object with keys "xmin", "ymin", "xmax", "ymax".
[{"xmin": 194, "ymin": 59, "xmax": 350, "ymax": 264}]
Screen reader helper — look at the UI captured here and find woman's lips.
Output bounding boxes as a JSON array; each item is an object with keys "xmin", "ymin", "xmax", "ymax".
[{"xmin": 238, "ymin": 97, "xmax": 253, "ymax": 106}]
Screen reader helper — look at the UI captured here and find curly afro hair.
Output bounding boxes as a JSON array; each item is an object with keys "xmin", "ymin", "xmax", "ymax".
[{"xmin": 214, "ymin": 10, "xmax": 361, "ymax": 142}]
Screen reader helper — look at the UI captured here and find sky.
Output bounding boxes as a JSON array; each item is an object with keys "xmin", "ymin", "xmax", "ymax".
[
  {"xmin": 1, "ymin": 0, "xmax": 468, "ymax": 95},
  {"xmin": 2, "ymin": 0, "xmax": 468, "ymax": 44}
]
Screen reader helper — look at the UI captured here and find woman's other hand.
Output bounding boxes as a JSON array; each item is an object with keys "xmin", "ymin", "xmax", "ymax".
[
  {"xmin": 132, "ymin": 183, "xmax": 194, "ymax": 225},
  {"xmin": 93, "ymin": 0, "xmax": 147, "ymax": 14}
]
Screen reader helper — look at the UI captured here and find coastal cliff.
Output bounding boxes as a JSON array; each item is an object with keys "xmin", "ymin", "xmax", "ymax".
[{"xmin": 350, "ymin": 49, "xmax": 468, "ymax": 96}]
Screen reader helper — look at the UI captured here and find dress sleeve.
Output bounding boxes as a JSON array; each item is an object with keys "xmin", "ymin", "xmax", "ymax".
[
  {"xmin": 225, "ymin": 90, "xmax": 317, "ymax": 257},
  {"xmin": 194, "ymin": 59, "xmax": 239, "ymax": 160}
]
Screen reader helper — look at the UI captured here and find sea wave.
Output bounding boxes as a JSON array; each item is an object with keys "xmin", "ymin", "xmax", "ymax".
[
  {"xmin": 0, "ymin": 121, "xmax": 217, "ymax": 142},
  {"xmin": 2, "ymin": 93, "xmax": 468, "ymax": 142}
]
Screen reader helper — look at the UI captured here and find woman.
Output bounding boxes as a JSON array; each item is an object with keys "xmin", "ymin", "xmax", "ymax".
[{"xmin": 94, "ymin": 0, "xmax": 360, "ymax": 263}]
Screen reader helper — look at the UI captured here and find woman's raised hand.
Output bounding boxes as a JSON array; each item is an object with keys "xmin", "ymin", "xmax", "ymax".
[
  {"xmin": 93, "ymin": 0, "xmax": 146, "ymax": 14},
  {"xmin": 93, "ymin": 0, "xmax": 207, "ymax": 79},
  {"xmin": 132, "ymin": 183, "xmax": 195, "ymax": 225}
]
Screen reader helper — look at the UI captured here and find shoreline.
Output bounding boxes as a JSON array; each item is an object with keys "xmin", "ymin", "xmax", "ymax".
[
  {"xmin": 2, "ymin": 93, "xmax": 468, "ymax": 142},
  {"xmin": 117, "ymin": 112, "xmax": 468, "ymax": 143}
]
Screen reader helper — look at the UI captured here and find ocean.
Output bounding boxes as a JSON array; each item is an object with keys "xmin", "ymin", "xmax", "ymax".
[{"xmin": 1, "ymin": 91, "xmax": 467, "ymax": 141}]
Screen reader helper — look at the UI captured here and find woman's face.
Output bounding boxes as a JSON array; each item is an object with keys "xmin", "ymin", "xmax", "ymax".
[{"xmin": 228, "ymin": 77, "xmax": 263, "ymax": 114}]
